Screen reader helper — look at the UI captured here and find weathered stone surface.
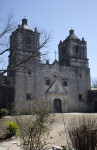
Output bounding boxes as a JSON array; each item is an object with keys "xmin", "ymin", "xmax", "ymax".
[
  {"xmin": 1, "ymin": 19, "xmax": 97, "ymax": 113},
  {"xmin": 8, "ymin": 20, "xmax": 91, "ymax": 113}
]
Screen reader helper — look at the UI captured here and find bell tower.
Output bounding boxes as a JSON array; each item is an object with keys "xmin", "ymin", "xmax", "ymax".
[
  {"xmin": 58, "ymin": 29, "xmax": 88, "ymax": 68},
  {"xmin": 9, "ymin": 18, "xmax": 40, "ymax": 65},
  {"xmin": 8, "ymin": 18, "xmax": 40, "ymax": 86}
]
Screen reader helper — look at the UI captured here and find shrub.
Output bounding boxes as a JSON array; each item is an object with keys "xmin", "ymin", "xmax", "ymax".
[
  {"xmin": 67, "ymin": 116, "xmax": 97, "ymax": 150},
  {"xmin": 61, "ymin": 145, "xmax": 67, "ymax": 150},
  {"xmin": 15, "ymin": 101, "xmax": 54, "ymax": 150},
  {"xmin": 0, "ymin": 108, "xmax": 9, "ymax": 118},
  {"xmin": 5, "ymin": 120, "xmax": 19, "ymax": 138}
]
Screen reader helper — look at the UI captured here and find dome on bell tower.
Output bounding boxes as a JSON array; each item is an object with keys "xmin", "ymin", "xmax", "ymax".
[
  {"xmin": 20, "ymin": 18, "xmax": 31, "ymax": 30},
  {"xmin": 66, "ymin": 29, "xmax": 79, "ymax": 40}
]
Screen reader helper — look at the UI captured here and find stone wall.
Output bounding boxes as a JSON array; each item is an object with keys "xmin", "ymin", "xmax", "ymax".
[
  {"xmin": 0, "ymin": 75, "xmax": 15, "ymax": 110},
  {"xmin": 88, "ymin": 89, "xmax": 97, "ymax": 112},
  {"xmin": 15, "ymin": 60, "xmax": 90, "ymax": 113},
  {"xmin": 7, "ymin": 20, "xmax": 92, "ymax": 113}
]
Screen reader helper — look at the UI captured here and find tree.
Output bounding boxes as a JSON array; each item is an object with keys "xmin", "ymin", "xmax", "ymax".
[
  {"xmin": 0, "ymin": 13, "xmax": 16, "ymax": 75},
  {"xmin": 0, "ymin": 14, "xmax": 15, "ymax": 46},
  {"xmin": 0, "ymin": 17, "xmax": 51, "ymax": 76},
  {"xmin": 92, "ymin": 79, "xmax": 97, "ymax": 88}
]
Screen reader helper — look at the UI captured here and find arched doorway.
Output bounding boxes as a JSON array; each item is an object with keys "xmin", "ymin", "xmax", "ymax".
[{"xmin": 54, "ymin": 99, "xmax": 62, "ymax": 113}]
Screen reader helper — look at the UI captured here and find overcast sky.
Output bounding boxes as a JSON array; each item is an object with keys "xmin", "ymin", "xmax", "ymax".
[{"xmin": 0, "ymin": 0, "xmax": 97, "ymax": 79}]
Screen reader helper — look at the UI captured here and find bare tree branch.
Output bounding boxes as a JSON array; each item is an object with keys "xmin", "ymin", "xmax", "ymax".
[
  {"xmin": 0, "ymin": 14, "xmax": 16, "ymax": 39},
  {"xmin": 92, "ymin": 79, "xmax": 97, "ymax": 88},
  {"xmin": 0, "ymin": 30, "xmax": 51, "ymax": 75},
  {"xmin": 0, "ymin": 49, "xmax": 9, "ymax": 55}
]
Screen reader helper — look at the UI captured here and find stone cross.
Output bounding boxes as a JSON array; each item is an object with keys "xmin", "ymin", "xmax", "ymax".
[{"xmin": 54, "ymin": 50, "xmax": 58, "ymax": 60}]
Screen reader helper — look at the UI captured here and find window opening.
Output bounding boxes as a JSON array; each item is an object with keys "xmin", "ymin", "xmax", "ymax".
[
  {"xmin": 62, "ymin": 47, "xmax": 66, "ymax": 56},
  {"xmin": 79, "ymin": 94, "xmax": 83, "ymax": 100},
  {"xmin": 79, "ymin": 74, "xmax": 82, "ymax": 78},
  {"xmin": 76, "ymin": 46, "xmax": 80, "ymax": 55},
  {"xmin": 26, "ymin": 93, "xmax": 32, "ymax": 100},
  {"xmin": 46, "ymin": 80, "xmax": 50, "ymax": 85},
  {"xmin": 26, "ymin": 38, "xmax": 31, "ymax": 48},
  {"xmin": 28, "ymin": 70, "xmax": 31, "ymax": 75},
  {"xmin": 63, "ymin": 80, "xmax": 67, "ymax": 86}
]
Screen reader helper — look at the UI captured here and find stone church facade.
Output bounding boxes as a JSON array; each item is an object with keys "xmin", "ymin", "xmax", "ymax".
[{"xmin": 1, "ymin": 18, "xmax": 97, "ymax": 113}]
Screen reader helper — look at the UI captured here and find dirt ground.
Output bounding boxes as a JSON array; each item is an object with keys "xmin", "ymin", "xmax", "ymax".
[
  {"xmin": 47, "ymin": 113, "xmax": 97, "ymax": 147},
  {"xmin": 0, "ymin": 113, "xmax": 97, "ymax": 150}
]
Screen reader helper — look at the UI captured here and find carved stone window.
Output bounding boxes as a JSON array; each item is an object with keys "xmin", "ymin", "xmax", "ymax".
[
  {"xmin": 79, "ymin": 94, "xmax": 84, "ymax": 100},
  {"xmin": 63, "ymin": 80, "xmax": 67, "ymax": 86},
  {"xmin": 46, "ymin": 79, "xmax": 50, "ymax": 85},
  {"xmin": 26, "ymin": 93, "xmax": 32, "ymax": 100}
]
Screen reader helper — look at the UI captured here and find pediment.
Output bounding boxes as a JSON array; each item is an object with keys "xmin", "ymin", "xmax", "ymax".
[{"xmin": 46, "ymin": 79, "xmax": 67, "ymax": 94}]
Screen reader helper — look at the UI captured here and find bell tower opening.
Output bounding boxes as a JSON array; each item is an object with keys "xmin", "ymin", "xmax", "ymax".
[{"xmin": 76, "ymin": 46, "xmax": 80, "ymax": 56}]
